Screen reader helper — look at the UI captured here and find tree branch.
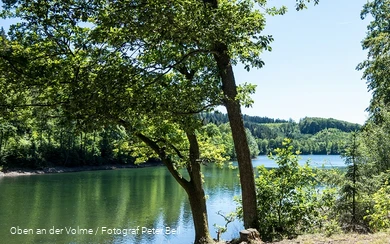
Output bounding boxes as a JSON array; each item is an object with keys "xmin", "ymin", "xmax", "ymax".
[
  {"xmin": 134, "ymin": 132, "xmax": 191, "ymax": 191},
  {"xmin": 173, "ymin": 103, "xmax": 221, "ymax": 115}
]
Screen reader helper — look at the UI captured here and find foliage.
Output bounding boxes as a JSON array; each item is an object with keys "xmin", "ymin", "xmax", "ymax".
[
  {"xmin": 356, "ymin": 0, "xmax": 390, "ymax": 117},
  {"xmin": 200, "ymin": 112, "xmax": 287, "ymax": 125},
  {"xmin": 201, "ymin": 113, "xmax": 355, "ymax": 155},
  {"xmin": 250, "ymin": 139, "xmax": 321, "ymax": 241},
  {"xmin": 236, "ymin": 82, "xmax": 257, "ymax": 108},
  {"xmin": 318, "ymin": 188, "xmax": 342, "ymax": 237},
  {"xmin": 317, "ymin": 130, "xmax": 389, "ymax": 234},
  {"xmin": 352, "ymin": 0, "xmax": 390, "ymax": 234},
  {"xmin": 337, "ymin": 132, "xmax": 368, "ymax": 232},
  {"xmin": 215, "ymin": 123, "xmax": 259, "ymax": 159},
  {"xmin": 361, "ymin": 108, "xmax": 390, "ymax": 174},
  {"xmin": 0, "ymin": 118, "xmax": 137, "ymax": 170},
  {"xmin": 299, "ymin": 117, "xmax": 361, "ymax": 134},
  {"xmin": 323, "ymin": 219, "xmax": 342, "ymax": 237},
  {"xmin": 241, "ymin": 137, "xmax": 380, "ymax": 241},
  {"xmin": 365, "ymin": 178, "xmax": 390, "ymax": 231},
  {"xmin": 213, "ymin": 211, "xmax": 236, "ymax": 242}
]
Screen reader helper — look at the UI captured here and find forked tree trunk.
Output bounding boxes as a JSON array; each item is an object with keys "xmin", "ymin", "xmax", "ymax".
[{"xmin": 136, "ymin": 131, "xmax": 213, "ymax": 244}]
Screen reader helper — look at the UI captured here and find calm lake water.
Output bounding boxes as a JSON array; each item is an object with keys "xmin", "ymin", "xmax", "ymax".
[{"xmin": 0, "ymin": 155, "xmax": 344, "ymax": 244}]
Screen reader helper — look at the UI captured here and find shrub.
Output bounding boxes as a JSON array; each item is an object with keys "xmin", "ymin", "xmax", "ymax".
[
  {"xmin": 365, "ymin": 179, "xmax": 390, "ymax": 231},
  {"xmin": 254, "ymin": 138, "xmax": 321, "ymax": 241}
]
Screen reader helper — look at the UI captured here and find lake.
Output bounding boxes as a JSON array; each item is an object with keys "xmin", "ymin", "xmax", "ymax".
[{"xmin": 0, "ymin": 155, "xmax": 345, "ymax": 244}]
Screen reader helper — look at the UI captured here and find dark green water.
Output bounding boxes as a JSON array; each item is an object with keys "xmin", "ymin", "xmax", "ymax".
[
  {"xmin": 0, "ymin": 166, "xmax": 242, "ymax": 243},
  {"xmin": 0, "ymin": 155, "xmax": 343, "ymax": 244}
]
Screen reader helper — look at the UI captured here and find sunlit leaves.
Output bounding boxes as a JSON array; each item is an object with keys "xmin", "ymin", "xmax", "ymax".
[
  {"xmin": 294, "ymin": 0, "xmax": 319, "ymax": 11},
  {"xmin": 365, "ymin": 178, "xmax": 390, "ymax": 231},
  {"xmin": 252, "ymin": 138, "xmax": 321, "ymax": 240},
  {"xmin": 0, "ymin": 0, "xmax": 322, "ymax": 171},
  {"xmin": 357, "ymin": 0, "xmax": 390, "ymax": 115},
  {"xmin": 236, "ymin": 82, "xmax": 257, "ymax": 108},
  {"xmin": 197, "ymin": 124, "xmax": 229, "ymax": 167},
  {"xmin": 265, "ymin": 6, "xmax": 288, "ymax": 16},
  {"xmin": 0, "ymin": 0, "xmax": 321, "ymax": 127}
]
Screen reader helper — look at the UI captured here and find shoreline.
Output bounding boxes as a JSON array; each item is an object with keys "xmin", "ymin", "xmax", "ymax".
[
  {"xmin": 0, "ymin": 154, "xmax": 342, "ymax": 178},
  {"xmin": 0, "ymin": 162, "xmax": 164, "ymax": 177}
]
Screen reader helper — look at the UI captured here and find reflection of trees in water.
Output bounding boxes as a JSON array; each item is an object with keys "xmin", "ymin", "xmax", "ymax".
[
  {"xmin": 203, "ymin": 165, "xmax": 241, "ymax": 195},
  {"xmin": 0, "ymin": 168, "xmax": 189, "ymax": 243},
  {"xmin": 0, "ymin": 164, "xmax": 244, "ymax": 243}
]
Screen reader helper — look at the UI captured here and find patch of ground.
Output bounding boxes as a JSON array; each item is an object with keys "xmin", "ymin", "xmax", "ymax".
[
  {"xmin": 222, "ymin": 231, "xmax": 390, "ymax": 244},
  {"xmin": 268, "ymin": 232, "xmax": 390, "ymax": 244}
]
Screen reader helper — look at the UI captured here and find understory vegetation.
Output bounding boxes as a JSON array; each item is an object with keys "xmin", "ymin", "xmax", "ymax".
[{"xmin": 236, "ymin": 127, "xmax": 390, "ymax": 242}]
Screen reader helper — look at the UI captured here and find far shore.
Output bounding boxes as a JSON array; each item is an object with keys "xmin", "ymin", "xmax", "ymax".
[{"xmin": 0, "ymin": 162, "xmax": 164, "ymax": 177}]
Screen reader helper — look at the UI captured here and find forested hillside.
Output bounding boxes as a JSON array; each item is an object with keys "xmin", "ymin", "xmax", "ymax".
[
  {"xmin": 298, "ymin": 117, "xmax": 361, "ymax": 134},
  {"xmin": 0, "ymin": 115, "xmax": 137, "ymax": 169},
  {"xmin": 0, "ymin": 112, "xmax": 359, "ymax": 171},
  {"xmin": 200, "ymin": 112, "xmax": 361, "ymax": 155}
]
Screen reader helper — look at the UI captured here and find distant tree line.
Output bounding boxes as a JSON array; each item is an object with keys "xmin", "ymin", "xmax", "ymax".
[
  {"xmin": 0, "ymin": 112, "xmax": 360, "ymax": 170},
  {"xmin": 201, "ymin": 113, "xmax": 361, "ymax": 156},
  {"xmin": 200, "ymin": 112, "xmax": 288, "ymax": 125},
  {"xmin": 0, "ymin": 115, "xmax": 138, "ymax": 170},
  {"xmin": 298, "ymin": 117, "xmax": 361, "ymax": 134}
]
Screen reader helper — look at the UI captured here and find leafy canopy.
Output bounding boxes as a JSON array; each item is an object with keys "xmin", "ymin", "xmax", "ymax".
[{"xmin": 357, "ymin": 0, "xmax": 390, "ymax": 117}]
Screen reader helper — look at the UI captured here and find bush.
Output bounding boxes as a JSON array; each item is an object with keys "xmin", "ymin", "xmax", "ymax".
[
  {"xmin": 365, "ymin": 178, "xmax": 390, "ymax": 231},
  {"xmin": 253, "ymin": 139, "xmax": 321, "ymax": 241}
]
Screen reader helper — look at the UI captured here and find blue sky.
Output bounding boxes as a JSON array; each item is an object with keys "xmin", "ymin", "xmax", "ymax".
[
  {"xmin": 232, "ymin": 0, "xmax": 372, "ymax": 124},
  {"xmin": 1, "ymin": 1, "xmax": 372, "ymax": 124}
]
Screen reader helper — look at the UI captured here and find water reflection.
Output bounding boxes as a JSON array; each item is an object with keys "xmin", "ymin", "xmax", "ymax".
[
  {"xmin": 1, "ymin": 165, "xmax": 241, "ymax": 243},
  {"xmin": 0, "ymin": 155, "xmax": 343, "ymax": 243}
]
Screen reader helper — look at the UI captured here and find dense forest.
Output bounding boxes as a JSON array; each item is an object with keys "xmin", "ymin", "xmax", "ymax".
[
  {"xmin": 1, "ymin": 0, "xmax": 390, "ymax": 243},
  {"xmin": 201, "ymin": 112, "xmax": 361, "ymax": 156},
  {"xmin": 0, "ymin": 112, "xmax": 361, "ymax": 170}
]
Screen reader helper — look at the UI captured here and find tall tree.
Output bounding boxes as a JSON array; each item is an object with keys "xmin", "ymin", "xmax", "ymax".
[
  {"xmin": 357, "ymin": 0, "xmax": 390, "ymax": 120},
  {"xmin": 199, "ymin": 0, "xmax": 319, "ymax": 229},
  {"xmin": 89, "ymin": 0, "xmax": 270, "ymax": 229},
  {"xmin": 341, "ymin": 132, "xmax": 363, "ymax": 230},
  {"xmin": 1, "ymin": 0, "xmax": 320, "ymax": 235},
  {"xmin": 127, "ymin": 117, "xmax": 221, "ymax": 244},
  {"xmin": 0, "ymin": 2, "xmax": 225, "ymax": 243}
]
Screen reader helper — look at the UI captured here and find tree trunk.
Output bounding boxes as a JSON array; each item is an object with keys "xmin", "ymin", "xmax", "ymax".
[
  {"xmin": 186, "ymin": 131, "xmax": 214, "ymax": 244},
  {"xmin": 213, "ymin": 42, "xmax": 259, "ymax": 229},
  {"xmin": 187, "ymin": 187, "xmax": 213, "ymax": 244},
  {"xmin": 202, "ymin": 0, "xmax": 259, "ymax": 230},
  {"xmin": 135, "ymin": 131, "xmax": 214, "ymax": 244}
]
